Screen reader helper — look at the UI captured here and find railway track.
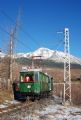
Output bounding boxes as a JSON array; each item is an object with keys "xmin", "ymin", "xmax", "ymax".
[
  {"xmin": 0, "ymin": 100, "xmax": 33, "ymax": 115},
  {"xmin": 0, "ymin": 97, "xmax": 54, "ymax": 120}
]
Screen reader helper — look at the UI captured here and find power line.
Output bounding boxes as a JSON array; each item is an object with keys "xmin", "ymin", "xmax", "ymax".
[
  {"xmin": 0, "ymin": 10, "xmax": 65, "ymax": 55},
  {"xmin": 54, "ymin": 39, "xmax": 63, "ymax": 51},
  {"xmin": 0, "ymin": 10, "xmax": 64, "ymax": 52},
  {"xmin": 0, "ymin": 10, "xmax": 25, "ymax": 49},
  {"xmin": 0, "ymin": 25, "xmax": 32, "ymax": 52},
  {"xmin": 0, "ymin": 10, "xmax": 40, "ymax": 47},
  {"xmin": 0, "ymin": 10, "xmax": 15, "ymax": 24}
]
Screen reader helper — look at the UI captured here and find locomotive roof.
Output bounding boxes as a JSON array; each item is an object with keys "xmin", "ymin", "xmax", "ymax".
[
  {"xmin": 20, "ymin": 68, "xmax": 42, "ymax": 72},
  {"xmin": 20, "ymin": 68, "xmax": 53, "ymax": 78},
  {"xmin": 20, "ymin": 69, "xmax": 52, "ymax": 78}
]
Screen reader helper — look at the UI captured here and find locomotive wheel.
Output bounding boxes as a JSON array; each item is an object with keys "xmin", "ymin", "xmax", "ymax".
[
  {"xmin": 36, "ymin": 95, "xmax": 40, "ymax": 100},
  {"xmin": 31, "ymin": 95, "xmax": 35, "ymax": 102}
]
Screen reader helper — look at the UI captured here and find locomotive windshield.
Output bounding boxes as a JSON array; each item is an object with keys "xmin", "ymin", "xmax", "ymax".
[
  {"xmin": 24, "ymin": 75, "xmax": 33, "ymax": 82},
  {"xmin": 20, "ymin": 71, "xmax": 34, "ymax": 82}
]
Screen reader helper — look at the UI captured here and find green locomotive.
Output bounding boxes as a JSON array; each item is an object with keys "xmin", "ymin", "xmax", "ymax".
[{"xmin": 12, "ymin": 68, "xmax": 53, "ymax": 101}]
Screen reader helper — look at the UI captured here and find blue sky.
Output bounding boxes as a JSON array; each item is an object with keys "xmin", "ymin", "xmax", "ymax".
[{"xmin": 0, "ymin": 0, "xmax": 81, "ymax": 58}]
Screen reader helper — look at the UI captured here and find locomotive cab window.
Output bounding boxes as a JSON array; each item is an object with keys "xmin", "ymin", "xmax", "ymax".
[
  {"xmin": 24, "ymin": 75, "xmax": 33, "ymax": 82},
  {"xmin": 20, "ymin": 72, "xmax": 34, "ymax": 82}
]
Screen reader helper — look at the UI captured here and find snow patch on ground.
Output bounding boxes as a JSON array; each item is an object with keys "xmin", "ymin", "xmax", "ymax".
[
  {"xmin": 0, "ymin": 104, "xmax": 8, "ymax": 109},
  {"xmin": 1, "ymin": 99, "xmax": 81, "ymax": 120},
  {"xmin": 22, "ymin": 104, "xmax": 81, "ymax": 120},
  {"xmin": 0, "ymin": 100, "xmax": 20, "ymax": 109}
]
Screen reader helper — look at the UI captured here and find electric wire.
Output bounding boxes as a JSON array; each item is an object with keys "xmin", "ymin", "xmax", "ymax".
[
  {"xmin": 0, "ymin": 25, "xmax": 32, "ymax": 52},
  {"xmin": 0, "ymin": 10, "xmax": 64, "ymax": 53},
  {"xmin": 0, "ymin": 10, "xmax": 40, "ymax": 47}
]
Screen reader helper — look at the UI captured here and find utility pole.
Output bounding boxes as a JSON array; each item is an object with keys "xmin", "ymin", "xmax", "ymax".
[
  {"xmin": 32, "ymin": 56, "xmax": 34, "ymax": 69},
  {"xmin": 9, "ymin": 29, "xmax": 14, "ymax": 84},
  {"xmin": 64, "ymin": 28, "xmax": 71, "ymax": 104},
  {"xmin": 9, "ymin": 13, "xmax": 20, "ymax": 85}
]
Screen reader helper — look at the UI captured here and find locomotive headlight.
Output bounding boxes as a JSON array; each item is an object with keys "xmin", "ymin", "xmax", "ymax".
[{"xmin": 27, "ymin": 85, "xmax": 31, "ymax": 88}]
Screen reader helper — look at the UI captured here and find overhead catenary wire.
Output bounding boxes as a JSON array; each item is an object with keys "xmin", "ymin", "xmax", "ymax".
[
  {"xmin": 0, "ymin": 25, "xmax": 33, "ymax": 52},
  {"xmin": 0, "ymin": 10, "xmax": 40, "ymax": 47},
  {"xmin": 0, "ymin": 10, "xmax": 34, "ymax": 52},
  {"xmin": 56, "ymin": 40, "xmax": 64, "ymax": 51},
  {"xmin": 0, "ymin": 10, "xmax": 65, "ymax": 54}
]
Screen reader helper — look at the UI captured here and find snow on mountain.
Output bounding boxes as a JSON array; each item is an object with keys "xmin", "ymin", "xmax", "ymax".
[
  {"xmin": 0, "ymin": 48, "xmax": 81, "ymax": 65},
  {"xmin": 14, "ymin": 52, "xmax": 31, "ymax": 58},
  {"xmin": 15, "ymin": 47, "xmax": 81, "ymax": 65},
  {"xmin": 30, "ymin": 48, "xmax": 54, "ymax": 59},
  {"xmin": 0, "ymin": 52, "xmax": 5, "ymax": 57},
  {"xmin": 30, "ymin": 47, "xmax": 81, "ymax": 65}
]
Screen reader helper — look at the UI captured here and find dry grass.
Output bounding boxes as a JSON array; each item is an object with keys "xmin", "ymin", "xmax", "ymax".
[
  {"xmin": 45, "ymin": 67, "xmax": 81, "ymax": 105},
  {"xmin": 44, "ymin": 67, "xmax": 81, "ymax": 82},
  {"xmin": 72, "ymin": 84, "xmax": 81, "ymax": 105},
  {"xmin": 0, "ymin": 89, "xmax": 12, "ymax": 104}
]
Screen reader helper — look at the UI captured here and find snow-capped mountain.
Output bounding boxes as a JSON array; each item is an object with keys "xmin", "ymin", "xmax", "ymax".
[
  {"xmin": 30, "ymin": 48, "xmax": 81, "ymax": 65},
  {"xmin": 0, "ymin": 48, "xmax": 81, "ymax": 65},
  {"xmin": 14, "ymin": 47, "xmax": 81, "ymax": 65},
  {"xmin": 14, "ymin": 52, "xmax": 31, "ymax": 58}
]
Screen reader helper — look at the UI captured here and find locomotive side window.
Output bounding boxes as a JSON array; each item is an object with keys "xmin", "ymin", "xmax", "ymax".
[
  {"xmin": 34, "ymin": 72, "xmax": 39, "ymax": 81},
  {"xmin": 20, "ymin": 75, "xmax": 24, "ymax": 82},
  {"xmin": 46, "ymin": 76, "xmax": 49, "ymax": 83},
  {"xmin": 20, "ymin": 72, "xmax": 25, "ymax": 82}
]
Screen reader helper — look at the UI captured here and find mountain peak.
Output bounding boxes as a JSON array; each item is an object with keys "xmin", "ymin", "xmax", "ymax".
[
  {"xmin": 32, "ymin": 47, "xmax": 54, "ymax": 59},
  {"xmin": 30, "ymin": 47, "xmax": 81, "ymax": 65},
  {"xmin": 1, "ymin": 47, "xmax": 81, "ymax": 65}
]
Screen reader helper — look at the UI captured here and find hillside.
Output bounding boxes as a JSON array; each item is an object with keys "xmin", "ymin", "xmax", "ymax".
[
  {"xmin": 16, "ymin": 57, "xmax": 81, "ymax": 69},
  {"xmin": 14, "ymin": 47, "xmax": 81, "ymax": 65},
  {"xmin": 1, "ymin": 47, "xmax": 81, "ymax": 65}
]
